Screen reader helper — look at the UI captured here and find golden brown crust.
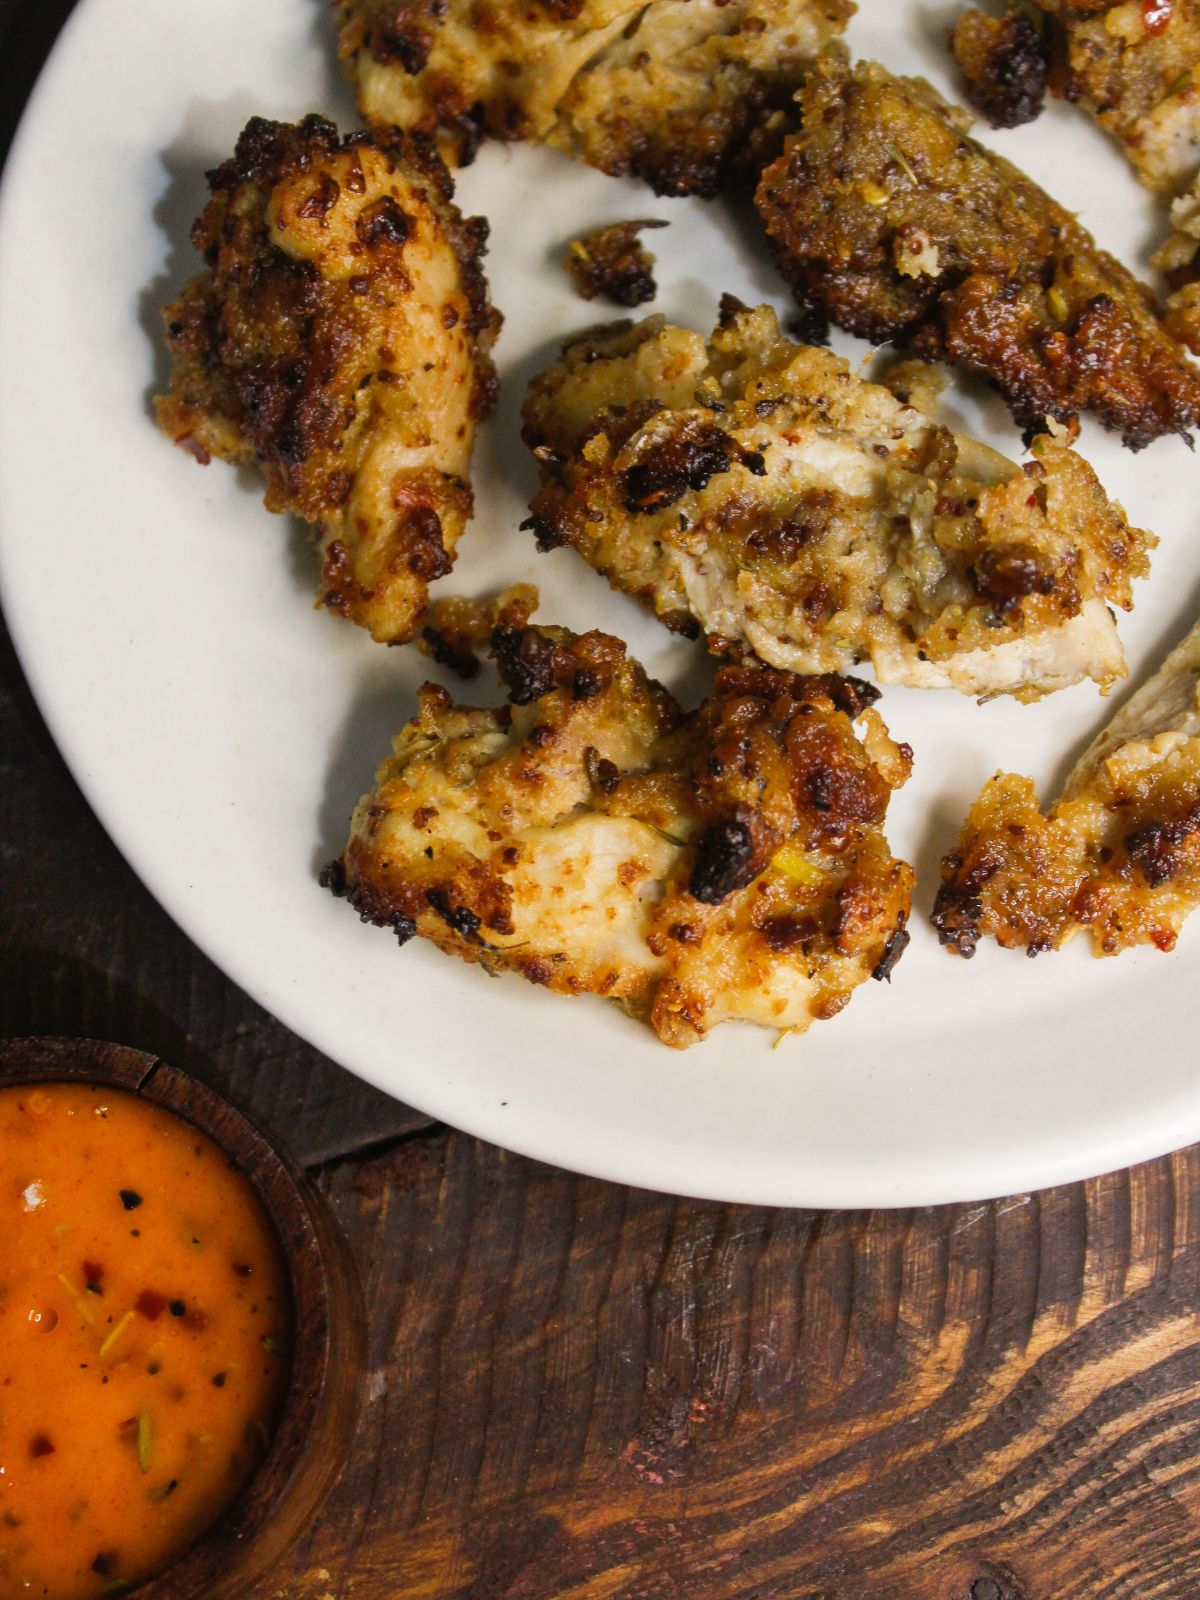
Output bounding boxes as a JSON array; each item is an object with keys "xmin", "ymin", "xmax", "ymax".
[
  {"xmin": 933, "ymin": 615, "xmax": 1200, "ymax": 957},
  {"xmin": 932, "ymin": 753, "xmax": 1200, "ymax": 957},
  {"xmin": 324, "ymin": 623, "xmax": 913, "ymax": 1047},
  {"xmin": 334, "ymin": 0, "xmax": 853, "ymax": 196},
  {"xmin": 416, "ymin": 584, "xmax": 540, "ymax": 679},
  {"xmin": 155, "ymin": 115, "xmax": 501, "ymax": 643},
  {"xmin": 521, "ymin": 302, "xmax": 1152, "ymax": 698},
  {"xmin": 950, "ymin": 7, "xmax": 1050, "ymax": 128},
  {"xmin": 755, "ymin": 59, "xmax": 1200, "ymax": 449},
  {"xmin": 1030, "ymin": 0, "xmax": 1200, "ymax": 195}
]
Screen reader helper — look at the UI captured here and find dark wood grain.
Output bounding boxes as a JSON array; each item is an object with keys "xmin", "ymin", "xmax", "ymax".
[{"xmin": 251, "ymin": 1133, "xmax": 1200, "ymax": 1600}]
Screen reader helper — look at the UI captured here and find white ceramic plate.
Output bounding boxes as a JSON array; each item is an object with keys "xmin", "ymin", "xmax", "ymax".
[{"xmin": 3, "ymin": 0, "xmax": 1199, "ymax": 1208}]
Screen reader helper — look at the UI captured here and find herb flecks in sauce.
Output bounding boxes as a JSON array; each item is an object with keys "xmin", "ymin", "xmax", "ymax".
[{"xmin": 0, "ymin": 1083, "xmax": 291, "ymax": 1600}]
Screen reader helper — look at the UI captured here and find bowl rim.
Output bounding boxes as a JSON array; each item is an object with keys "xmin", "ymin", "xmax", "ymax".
[{"xmin": 0, "ymin": 1034, "xmax": 365, "ymax": 1600}]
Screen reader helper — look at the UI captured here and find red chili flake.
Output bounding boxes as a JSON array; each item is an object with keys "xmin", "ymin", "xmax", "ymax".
[
  {"xmin": 136, "ymin": 1290, "xmax": 167, "ymax": 1322},
  {"xmin": 1144, "ymin": 0, "xmax": 1173, "ymax": 31},
  {"xmin": 212, "ymin": 1372, "xmax": 227, "ymax": 1388},
  {"xmin": 29, "ymin": 1433, "xmax": 55, "ymax": 1458},
  {"xmin": 82, "ymin": 1261, "xmax": 104, "ymax": 1292}
]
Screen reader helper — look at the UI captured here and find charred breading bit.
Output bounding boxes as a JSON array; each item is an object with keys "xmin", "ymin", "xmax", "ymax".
[
  {"xmin": 334, "ymin": 0, "xmax": 853, "ymax": 197},
  {"xmin": 933, "ymin": 616, "xmax": 1200, "ymax": 959},
  {"xmin": 156, "ymin": 115, "xmax": 500, "ymax": 644},
  {"xmin": 949, "ymin": 7, "xmax": 1049, "ymax": 131},
  {"xmin": 953, "ymin": 1, "xmax": 1200, "ymax": 196},
  {"xmin": 521, "ymin": 300, "xmax": 1153, "ymax": 700},
  {"xmin": 755, "ymin": 58, "xmax": 1200, "ymax": 450},
  {"xmin": 322, "ymin": 620, "xmax": 914, "ymax": 1048}
]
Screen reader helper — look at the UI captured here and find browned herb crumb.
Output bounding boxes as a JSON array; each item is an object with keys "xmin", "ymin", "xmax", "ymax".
[
  {"xmin": 950, "ymin": 7, "xmax": 1048, "ymax": 129},
  {"xmin": 564, "ymin": 220, "xmax": 668, "ymax": 308},
  {"xmin": 417, "ymin": 584, "xmax": 540, "ymax": 679}
]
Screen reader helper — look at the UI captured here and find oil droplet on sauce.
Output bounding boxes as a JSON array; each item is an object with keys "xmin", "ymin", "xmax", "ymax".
[{"xmin": 0, "ymin": 1083, "xmax": 292, "ymax": 1598}]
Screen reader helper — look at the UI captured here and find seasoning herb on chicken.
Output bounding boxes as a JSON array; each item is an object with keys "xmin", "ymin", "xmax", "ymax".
[
  {"xmin": 324, "ymin": 622, "xmax": 914, "ymax": 1047},
  {"xmin": 756, "ymin": 59, "xmax": 1200, "ymax": 448},
  {"xmin": 156, "ymin": 115, "xmax": 500, "ymax": 644}
]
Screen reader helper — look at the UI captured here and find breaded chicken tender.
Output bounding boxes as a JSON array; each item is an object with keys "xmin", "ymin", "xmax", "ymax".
[
  {"xmin": 933, "ymin": 616, "xmax": 1200, "ymax": 957},
  {"xmin": 156, "ymin": 115, "xmax": 500, "ymax": 644},
  {"xmin": 756, "ymin": 59, "xmax": 1200, "ymax": 448},
  {"xmin": 960, "ymin": 0, "xmax": 1200, "ymax": 194},
  {"xmin": 334, "ymin": 0, "xmax": 852, "ymax": 196},
  {"xmin": 323, "ymin": 621, "xmax": 914, "ymax": 1047},
  {"xmin": 522, "ymin": 301, "xmax": 1152, "ymax": 699}
]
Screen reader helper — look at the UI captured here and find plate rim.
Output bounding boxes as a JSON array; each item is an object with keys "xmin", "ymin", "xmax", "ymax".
[{"xmin": 3, "ymin": 0, "xmax": 1199, "ymax": 1210}]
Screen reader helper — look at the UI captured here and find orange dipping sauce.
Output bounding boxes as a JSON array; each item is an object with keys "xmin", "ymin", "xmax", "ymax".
[{"xmin": 0, "ymin": 1083, "xmax": 291, "ymax": 1599}]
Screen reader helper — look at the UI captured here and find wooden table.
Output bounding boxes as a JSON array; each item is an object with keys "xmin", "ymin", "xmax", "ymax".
[{"xmin": 5, "ymin": 7, "xmax": 1200, "ymax": 1595}]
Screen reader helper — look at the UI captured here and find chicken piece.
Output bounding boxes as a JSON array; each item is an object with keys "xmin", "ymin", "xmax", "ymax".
[
  {"xmin": 564, "ymin": 220, "xmax": 667, "ymax": 308},
  {"xmin": 932, "ymin": 616, "xmax": 1200, "ymax": 957},
  {"xmin": 156, "ymin": 115, "xmax": 500, "ymax": 644},
  {"xmin": 522, "ymin": 302, "xmax": 1153, "ymax": 700},
  {"xmin": 950, "ymin": 7, "xmax": 1049, "ymax": 129},
  {"xmin": 323, "ymin": 622, "xmax": 914, "ymax": 1047},
  {"xmin": 755, "ymin": 59, "xmax": 1200, "ymax": 449},
  {"xmin": 1030, "ymin": 0, "xmax": 1200, "ymax": 195},
  {"xmin": 334, "ymin": 0, "xmax": 853, "ymax": 196}
]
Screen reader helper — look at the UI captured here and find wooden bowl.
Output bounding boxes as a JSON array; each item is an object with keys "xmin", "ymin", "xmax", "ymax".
[{"xmin": 0, "ymin": 1035, "xmax": 366, "ymax": 1599}]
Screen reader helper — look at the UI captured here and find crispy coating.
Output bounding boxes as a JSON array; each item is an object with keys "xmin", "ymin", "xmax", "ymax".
[
  {"xmin": 522, "ymin": 302, "xmax": 1153, "ymax": 699},
  {"xmin": 334, "ymin": 0, "xmax": 852, "ymax": 196},
  {"xmin": 564, "ymin": 220, "xmax": 666, "ymax": 307},
  {"xmin": 156, "ymin": 115, "xmax": 501, "ymax": 644},
  {"xmin": 324, "ymin": 623, "xmax": 914, "ymax": 1047},
  {"xmin": 1030, "ymin": 0, "xmax": 1200, "ymax": 195},
  {"xmin": 933, "ymin": 616, "xmax": 1200, "ymax": 957},
  {"xmin": 1154, "ymin": 169, "xmax": 1200, "ymax": 350},
  {"xmin": 756, "ymin": 59, "xmax": 1200, "ymax": 449},
  {"xmin": 951, "ymin": 7, "xmax": 1050, "ymax": 128},
  {"xmin": 417, "ymin": 583, "xmax": 540, "ymax": 678}
]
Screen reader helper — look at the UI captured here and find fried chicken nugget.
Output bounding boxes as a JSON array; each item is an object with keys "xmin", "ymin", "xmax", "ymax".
[
  {"xmin": 156, "ymin": 115, "xmax": 500, "ymax": 643},
  {"xmin": 324, "ymin": 620, "xmax": 914, "ymax": 1046}
]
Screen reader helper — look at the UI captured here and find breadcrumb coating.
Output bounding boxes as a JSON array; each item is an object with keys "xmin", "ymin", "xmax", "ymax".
[
  {"xmin": 933, "ymin": 617, "xmax": 1200, "ymax": 957},
  {"xmin": 324, "ymin": 622, "xmax": 914, "ymax": 1047},
  {"xmin": 156, "ymin": 115, "xmax": 500, "ymax": 643},
  {"xmin": 334, "ymin": 0, "xmax": 852, "ymax": 196},
  {"xmin": 1030, "ymin": 0, "xmax": 1200, "ymax": 195},
  {"xmin": 951, "ymin": 7, "xmax": 1049, "ymax": 129},
  {"xmin": 756, "ymin": 59, "xmax": 1200, "ymax": 448},
  {"xmin": 522, "ymin": 301, "xmax": 1152, "ymax": 699}
]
